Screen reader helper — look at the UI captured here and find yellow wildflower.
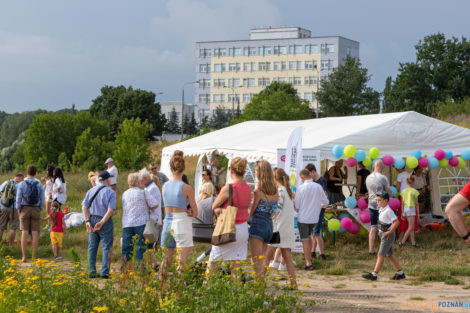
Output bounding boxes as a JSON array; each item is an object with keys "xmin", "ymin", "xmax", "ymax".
[
  {"xmin": 119, "ymin": 299, "xmax": 127, "ymax": 305},
  {"xmin": 92, "ymin": 306, "xmax": 108, "ymax": 312}
]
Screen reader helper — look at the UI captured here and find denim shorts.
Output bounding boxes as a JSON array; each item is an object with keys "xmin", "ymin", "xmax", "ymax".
[
  {"xmin": 370, "ymin": 209, "xmax": 379, "ymax": 227},
  {"xmin": 313, "ymin": 208, "xmax": 325, "ymax": 236},
  {"xmin": 249, "ymin": 211, "xmax": 273, "ymax": 243}
]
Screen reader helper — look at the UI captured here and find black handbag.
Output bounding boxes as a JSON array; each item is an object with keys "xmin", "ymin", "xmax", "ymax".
[{"xmin": 269, "ymin": 231, "xmax": 281, "ymax": 244}]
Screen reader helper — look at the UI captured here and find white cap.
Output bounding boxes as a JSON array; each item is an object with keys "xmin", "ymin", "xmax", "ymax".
[{"xmin": 105, "ymin": 158, "xmax": 114, "ymax": 164}]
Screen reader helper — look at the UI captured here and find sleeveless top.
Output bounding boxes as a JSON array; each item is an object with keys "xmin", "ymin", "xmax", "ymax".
[
  {"xmin": 327, "ymin": 167, "xmax": 343, "ymax": 193},
  {"xmin": 162, "ymin": 181, "xmax": 188, "ymax": 210},
  {"xmin": 223, "ymin": 182, "xmax": 251, "ymax": 224}
]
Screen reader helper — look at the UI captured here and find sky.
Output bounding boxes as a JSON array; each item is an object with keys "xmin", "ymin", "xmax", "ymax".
[{"xmin": 0, "ymin": 0, "xmax": 469, "ymax": 113}]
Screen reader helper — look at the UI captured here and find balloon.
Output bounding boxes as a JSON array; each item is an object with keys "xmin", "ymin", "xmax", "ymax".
[
  {"xmin": 357, "ymin": 197, "xmax": 368, "ymax": 210},
  {"xmin": 462, "ymin": 149, "xmax": 470, "ymax": 160},
  {"xmin": 428, "ymin": 157, "xmax": 439, "ymax": 169},
  {"xmin": 445, "ymin": 150, "xmax": 453, "ymax": 160},
  {"xmin": 359, "ymin": 210, "xmax": 371, "ymax": 223},
  {"xmin": 457, "ymin": 157, "xmax": 466, "ymax": 169},
  {"xmin": 435, "ymin": 149, "xmax": 445, "ymax": 160},
  {"xmin": 449, "ymin": 156, "xmax": 459, "ymax": 167},
  {"xmin": 348, "ymin": 222, "xmax": 360, "ymax": 234},
  {"xmin": 393, "ymin": 158, "xmax": 405, "ymax": 169},
  {"xmin": 418, "ymin": 157, "xmax": 428, "ymax": 168},
  {"xmin": 332, "ymin": 145, "xmax": 343, "ymax": 158},
  {"xmin": 406, "ymin": 156, "xmax": 418, "ymax": 169},
  {"xmin": 340, "ymin": 217, "xmax": 352, "ymax": 230},
  {"xmin": 338, "ymin": 212, "xmax": 349, "ymax": 220},
  {"xmin": 390, "ymin": 186, "xmax": 397, "ymax": 197},
  {"xmin": 344, "ymin": 145, "xmax": 357, "ymax": 158},
  {"xmin": 411, "ymin": 149, "xmax": 422, "ymax": 159},
  {"xmin": 347, "ymin": 157, "xmax": 357, "ymax": 167},
  {"xmin": 369, "ymin": 147, "xmax": 380, "ymax": 159},
  {"xmin": 339, "ymin": 226, "xmax": 347, "ymax": 233},
  {"xmin": 439, "ymin": 158, "xmax": 449, "ymax": 168},
  {"xmin": 355, "ymin": 150, "xmax": 366, "ymax": 162},
  {"xmin": 382, "ymin": 155, "xmax": 394, "ymax": 166},
  {"xmin": 328, "ymin": 219, "xmax": 341, "ymax": 232},
  {"xmin": 389, "ymin": 198, "xmax": 400, "ymax": 210},
  {"xmin": 362, "ymin": 157, "xmax": 372, "ymax": 167},
  {"xmin": 345, "ymin": 197, "xmax": 357, "ymax": 209}
]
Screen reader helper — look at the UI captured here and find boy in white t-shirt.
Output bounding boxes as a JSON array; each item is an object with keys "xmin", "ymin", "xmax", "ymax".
[{"xmin": 362, "ymin": 192, "xmax": 405, "ymax": 281}]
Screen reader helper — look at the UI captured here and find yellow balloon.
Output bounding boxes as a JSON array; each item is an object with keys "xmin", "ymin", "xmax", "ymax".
[
  {"xmin": 439, "ymin": 159, "xmax": 449, "ymax": 168},
  {"xmin": 343, "ymin": 145, "xmax": 357, "ymax": 158},
  {"xmin": 457, "ymin": 157, "xmax": 466, "ymax": 169},
  {"xmin": 362, "ymin": 157, "xmax": 372, "ymax": 167},
  {"xmin": 369, "ymin": 147, "xmax": 380, "ymax": 159}
]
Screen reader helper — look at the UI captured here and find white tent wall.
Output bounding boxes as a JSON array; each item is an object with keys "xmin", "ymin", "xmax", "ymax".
[{"xmin": 160, "ymin": 111, "xmax": 470, "ymax": 215}]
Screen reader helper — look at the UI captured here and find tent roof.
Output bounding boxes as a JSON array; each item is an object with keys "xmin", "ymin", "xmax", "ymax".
[{"xmin": 161, "ymin": 111, "xmax": 470, "ymax": 164}]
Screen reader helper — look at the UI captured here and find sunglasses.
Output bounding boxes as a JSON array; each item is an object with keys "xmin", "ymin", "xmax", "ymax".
[{"xmin": 150, "ymin": 167, "xmax": 157, "ymax": 170}]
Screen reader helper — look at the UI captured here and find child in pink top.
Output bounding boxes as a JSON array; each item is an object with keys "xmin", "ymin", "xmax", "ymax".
[{"xmin": 42, "ymin": 201, "xmax": 67, "ymax": 259}]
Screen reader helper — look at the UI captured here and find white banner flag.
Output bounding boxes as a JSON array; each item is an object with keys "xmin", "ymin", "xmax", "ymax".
[{"xmin": 284, "ymin": 127, "xmax": 304, "ymax": 193}]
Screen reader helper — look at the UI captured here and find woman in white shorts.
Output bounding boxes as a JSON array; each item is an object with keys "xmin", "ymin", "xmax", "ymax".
[
  {"xmin": 160, "ymin": 150, "xmax": 198, "ymax": 273},
  {"xmin": 399, "ymin": 176, "xmax": 420, "ymax": 247}
]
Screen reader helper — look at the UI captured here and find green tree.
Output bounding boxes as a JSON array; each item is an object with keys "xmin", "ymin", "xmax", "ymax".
[
  {"xmin": 316, "ymin": 56, "xmax": 380, "ymax": 117},
  {"xmin": 167, "ymin": 108, "xmax": 180, "ymax": 133},
  {"xmin": 183, "ymin": 112, "xmax": 198, "ymax": 135},
  {"xmin": 113, "ymin": 118, "xmax": 151, "ymax": 170},
  {"xmin": 72, "ymin": 128, "xmax": 114, "ymax": 171},
  {"xmin": 89, "ymin": 85, "xmax": 166, "ymax": 137},
  {"xmin": 383, "ymin": 33, "xmax": 470, "ymax": 115},
  {"xmin": 0, "ymin": 110, "xmax": 47, "ymax": 149},
  {"xmin": 209, "ymin": 107, "xmax": 231, "ymax": 129},
  {"xmin": 239, "ymin": 82, "xmax": 311, "ymax": 121}
]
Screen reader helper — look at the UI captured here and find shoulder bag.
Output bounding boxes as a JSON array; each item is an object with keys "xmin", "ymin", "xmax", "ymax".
[
  {"xmin": 211, "ymin": 184, "xmax": 238, "ymax": 246},
  {"xmin": 143, "ymin": 190, "xmax": 159, "ymax": 244}
]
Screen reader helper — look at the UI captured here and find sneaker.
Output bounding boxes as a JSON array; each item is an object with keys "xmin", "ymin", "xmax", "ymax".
[
  {"xmin": 390, "ymin": 272, "xmax": 406, "ymax": 280},
  {"xmin": 311, "ymin": 252, "xmax": 316, "ymax": 259},
  {"xmin": 319, "ymin": 254, "xmax": 326, "ymax": 260},
  {"xmin": 303, "ymin": 265, "xmax": 314, "ymax": 271},
  {"xmin": 54, "ymin": 256, "xmax": 63, "ymax": 260},
  {"xmin": 101, "ymin": 275, "xmax": 110, "ymax": 279},
  {"xmin": 269, "ymin": 261, "xmax": 280, "ymax": 269},
  {"xmin": 362, "ymin": 272, "xmax": 377, "ymax": 281},
  {"xmin": 278, "ymin": 263, "xmax": 287, "ymax": 271},
  {"xmin": 89, "ymin": 273, "xmax": 99, "ymax": 279}
]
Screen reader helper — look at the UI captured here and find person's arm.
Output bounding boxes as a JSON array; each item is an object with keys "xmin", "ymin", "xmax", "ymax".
[
  {"xmin": 39, "ymin": 184, "xmax": 45, "ymax": 211},
  {"xmin": 321, "ymin": 188, "xmax": 329, "ymax": 208},
  {"xmin": 82, "ymin": 205, "xmax": 93, "ymax": 233},
  {"xmin": 15, "ymin": 183, "xmax": 22, "ymax": 211},
  {"xmin": 62, "ymin": 215, "xmax": 67, "ymax": 235},
  {"xmin": 356, "ymin": 174, "xmax": 362, "ymax": 195},
  {"xmin": 249, "ymin": 190, "xmax": 261, "ymax": 217},
  {"xmin": 386, "ymin": 219, "xmax": 399, "ymax": 237},
  {"xmin": 396, "ymin": 181, "xmax": 402, "ymax": 194},
  {"xmin": 342, "ymin": 166, "xmax": 348, "ymax": 180},
  {"xmin": 145, "ymin": 189, "xmax": 159, "ymax": 211},
  {"xmin": 183, "ymin": 184, "xmax": 198, "ymax": 217},
  {"xmin": 212, "ymin": 184, "xmax": 229, "ymax": 215},
  {"xmin": 415, "ymin": 195, "xmax": 419, "ymax": 220},
  {"xmin": 294, "ymin": 189, "xmax": 301, "ymax": 212},
  {"xmin": 93, "ymin": 208, "xmax": 114, "ymax": 231},
  {"xmin": 445, "ymin": 194, "xmax": 470, "ymax": 243},
  {"xmin": 41, "ymin": 215, "xmax": 52, "ymax": 222},
  {"xmin": 328, "ymin": 167, "xmax": 340, "ymax": 182}
]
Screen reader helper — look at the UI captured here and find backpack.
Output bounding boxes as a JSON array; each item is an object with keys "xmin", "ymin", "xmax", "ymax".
[
  {"xmin": 0, "ymin": 180, "xmax": 16, "ymax": 208},
  {"xmin": 24, "ymin": 180, "xmax": 39, "ymax": 206}
]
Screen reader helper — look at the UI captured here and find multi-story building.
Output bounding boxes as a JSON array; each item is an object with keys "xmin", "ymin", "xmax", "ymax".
[
  {"xmin": 161, "ymin": 101, "xmax": 196, "ymax": 124},
  {"xmin": 195, "ymin": 26, "xmax": 359, "ymax": 117}
]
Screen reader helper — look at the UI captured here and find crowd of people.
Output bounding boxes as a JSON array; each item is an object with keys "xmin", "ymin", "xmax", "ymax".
[{"xmin": 1, "ymin": 150, "xmax": 469, "ymax": 286}]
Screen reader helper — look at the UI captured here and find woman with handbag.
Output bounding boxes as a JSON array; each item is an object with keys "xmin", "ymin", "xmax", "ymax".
[
  {"xmin": 121, "ymin": 173, "xmax": 159, "ymax": 271},
  {"xmin": 249, "ymin": 160, "xmax": 279, "ymax": 278},
  {"xmin": 160, "ymin": 151, "xmax": 198, "ymax": 273},
  {"xmin": 265, "ymin": 168, "xmax": 296, "ymax": 288},
  {"xmin": 207, "ymin": 157, "xmax": 251, "ymax": 272}
]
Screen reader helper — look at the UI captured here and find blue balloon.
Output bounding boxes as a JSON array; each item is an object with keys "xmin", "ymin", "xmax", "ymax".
[
  {"xmin": 445, "ymin": 150, "xmax": 453, "ymax": 160},
  {"xmin": 411, "ymin": 149, "xmax": 422, "ymax": 159},
  {"xmin": 345, "ymin": 196, "xmax": 357, "ymax": 209},
  {"xmin": 332, "ymin": 145, "xmax": 343, "ymax": 158},
  {"xmin": 338, "ymin": 226, "xmax": 347, "ymax": 233},
  {"xmin": 428, "ymin": 157, "xmax": 439, "ymax": 169},
  {"xmin": 393, "ymin": 158, "xmax": 405, "ymax": 169},
  {"xmin": 354, "ymin": 150, "xmax": 366, "ymax": 162},
  {"xmin": 338, "ymin": 212, "xmax": 349, "ymax": 220},
  {"xmin": 390, "ymin": 186, "xmax": 397, "ymax": 197},
  {"xmin": 462, "ymin": 149, "xmax": 470, "ymax": 160}
]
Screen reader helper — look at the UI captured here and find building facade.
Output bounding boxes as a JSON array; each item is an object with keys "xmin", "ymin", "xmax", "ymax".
[
  {"xmin": 195, "ymin": 26, "xmax": 359, "ymax": 117},
  {"xmin": 161, "ymin": 101, "xmax": 196, "ymax": 124}
]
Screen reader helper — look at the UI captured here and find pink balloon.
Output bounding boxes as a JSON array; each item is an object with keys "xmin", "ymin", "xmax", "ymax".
[
  {"xmin": 347, "ymin": 157, "xmax": 357, "ymax": 167},
  {"xmin": 449, "ymin": 156, "xmax": 459, "ymax": 167},
  {"xmin": 340, "ymin": 217, "xmax": 352, "ymax": 230},
  {"xmin": 435, "ymin": 149, "xmax": 445, "ymax": 160},
  {"xmin": 389, "ymin": 198, "xmax": 400, "ymax": 210},
  {"xmin": 348, "ymin": 222, "xmax": 360, "ymax": 234},
  {"xmin": 382, "ymin": 155, "xmax": 394, "ymax": 166},
  {"xmin": 418, "ymin": 157, "xmax": 428, "ymax": 168},
  {"xmin": 357, "ymin": 197, "xmax": 368, "ymax": 210},
  {"xmin": 359, "ymin": 210, "xmax": 371, "ymax": 223}
]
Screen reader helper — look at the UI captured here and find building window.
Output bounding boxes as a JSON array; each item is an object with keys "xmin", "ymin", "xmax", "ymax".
[
  {"xmin": 249, "ymin": 47, "xmax": 257, "ymax": 55},
  {"xmin": 289, "ymin": 61, "xmax": 302, "ymax": 70},
  {"xmin": 243, "ymin": 94, "xmax": 252, "ymax": 103},
  {"xmin": 214, "ymin": 63, "xmax": 226, "ymax": 72},
  {"xmin": 248, "ymin": 78, "xmax": 255, "ymax": 86},
  {"xmin": 213, "ymin": 79, "xmax": 226, "ymax": 87},
  {"xmin": 228, "ymin": 79, "xmax": 241, "ymax": 87},
  {"xmin": 273, "ymin": 62, "xmax": 281, "ymax": 70},
  {"xmin": 294, "ymin": 77, "xmax": 302, "ymax": 85},
  {"xmin": 199, "ymin": 94, "xmax": 210, "ymax": 104},
  {"xmin": 321, "ymin": 60, "xmax": 333, "ymax": 70},
  {"xmin": 281, "ymin": 61, "xmax": 286, "ymax": 70},
  {"xmin": 258, "ymin": 78, "xmax": 270, "ymax": 86},
  {"xmin": 274, "ymin": 46, "xmax": 287, "ymax": 55},
  {"xmin": 228, "ymin": 94, "xmax": 240, "ymax": 102},
  {"xmin": 213, "ymin": 94, "xmax": 225, "ymax": 103},
  {"xmin": 228, "ymin": 47, "xmax": 241, "ymax": 56},
  {"xmin": 304, "ymin": 76, "xmax": 318, "ymax": 85},
  {"xmin": 346, "ymin": 47, "xmax": 351, "ymax": 55},
  {"xmin": 321, "ymin": 44, "xmax": 335, "ymax": 53},
  {"xmin": 199, "ymin": 64, "xmax": 210, "ymax": 73},
  {"xmin": 258, "ymin": 62, "xmax": 268, "ymax": 71},
  {"xmin": 214, "ymin": 48, "xmax": 226, "ymax": 57},
  {"xmin": 229, "ymin": 63, "xmax": 240, "ymax": 72},
  {"xmin": 305, "ymin": 61, "xmax": 313, "ymax": 69},
  {"xmin": 278, "ymin": 77, "xmax": 286, "ymax": 83},
  {"xmin": 263, "ymin": 46, "xmax": 272, "ymax": 55},
  {"xmin": 243, "ymin": 47, "xmax": 249, "ymax": 56},
  {"xmin": 305, "ymin": 44, "xmax": 319, "ymax": 54},
  {"xmin": 199, "ymin": 79, "xmax": 210, "ymax": 88},
  {"xmin": 199, "ymin": 48, "xmax": 212, "ymax": 57},
  {"xmin": 304, "ymin": 92, "xmax": 316, "ymax": 101},
  {"xmin": 295, "ymin": 45, "xmax": 303, "ymax": 54},
  {"xmin": 243, "ymin": 63, "xmax": 251, "ymax": 72}
]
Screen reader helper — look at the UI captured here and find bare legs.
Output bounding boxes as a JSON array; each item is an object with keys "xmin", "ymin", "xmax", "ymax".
[
  {"xmin": 265, "ymin": 246, "xmax": 297, "ymax": 287},
  {"xmin": 301, "ymin": 239, "xmax": 312, "ymax": 266},
  {"xmin": 21, "ymin": 230, "xmax": 39, "ymax": 262},
  {"xmin": 369, "ymin": 227, "xmax": 378, "ymax": 253},
  {"xmin": 373, "ymin": 254, "xmax": 401, "ymax": 273},
  {"xmin": 400, "ymin": 216, "xmax": 416, "ymax": 245},
  {"xmin": 249, "ymin": 237, "xmax": 267, "ymax": 278}
]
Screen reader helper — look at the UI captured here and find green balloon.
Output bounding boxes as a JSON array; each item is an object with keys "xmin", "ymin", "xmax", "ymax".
[
  {"xmin": 344, "ymin": 145, "xmax": 356, "ymax": 158},
  {"xmin": 439, "ymin": 159, "xmax": 449, "ymax": 168},
  {"xmin": 369, "ymin": 147, "xmax": 380, "ymax": 159},
  {"xmin": 328, "ymin": 219, "xmax": 340, "ymax": 232},
  {"xmin": 362, "ymin": 157, "xmax": 372, "ymax": 167},
  {"xmin": 457, "ymin": 157, "xmax": 466, "ymax": 169},
  {"xmin": 406, "ymin": 156, "xmax": 418, "ymax": 169}
]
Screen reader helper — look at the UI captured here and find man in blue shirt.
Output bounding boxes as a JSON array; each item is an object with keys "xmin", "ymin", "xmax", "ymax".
[
  {"xmin": 82, "ymin": 171, "xmax": 116, "ymax": 278},
  {"xmin": 15, "ymin": 165, "xmax": 45, "ymax": 262},
  {"xmin": 0, "ymin": 173, "xmax": 24, "ymax": 245}
]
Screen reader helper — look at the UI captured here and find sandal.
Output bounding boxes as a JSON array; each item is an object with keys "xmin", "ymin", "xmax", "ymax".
[{"xmin": 412, "ymin": 244, "xmax": 420, "ymax": 248}]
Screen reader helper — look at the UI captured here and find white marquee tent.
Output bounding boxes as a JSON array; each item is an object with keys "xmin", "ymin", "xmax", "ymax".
[{"xmin": 161, "ymin": 111, "xmax": 470, "ymax": 215}]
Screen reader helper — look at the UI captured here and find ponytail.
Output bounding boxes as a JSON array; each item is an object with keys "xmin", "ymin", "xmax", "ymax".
[{"xmin": 273, "ymin": 168, "xmax": 293, "ymax": 200}]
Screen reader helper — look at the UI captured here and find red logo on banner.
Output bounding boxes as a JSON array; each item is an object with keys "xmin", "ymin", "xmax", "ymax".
[{"xmin": 281, "ymin": 155, "xmax": 286, "ymax": 162}]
